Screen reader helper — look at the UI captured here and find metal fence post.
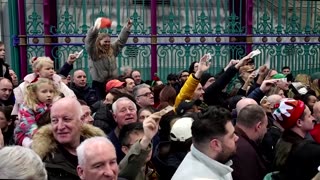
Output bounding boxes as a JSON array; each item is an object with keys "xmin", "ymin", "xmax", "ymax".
[{"xmin": 150, "ymin": 0, "xmax": 157, "ymax": 79}]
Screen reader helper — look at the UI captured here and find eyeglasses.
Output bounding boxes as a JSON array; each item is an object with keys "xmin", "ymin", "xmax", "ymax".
[{"xmin": 137, "ymin": 92, "xmax": 153, "ymax": 97}]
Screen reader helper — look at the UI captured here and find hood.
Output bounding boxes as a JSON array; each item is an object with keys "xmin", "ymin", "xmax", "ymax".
[{"xmin": 32, "ymin": 123, "xmax": 105, "ymax": 159}]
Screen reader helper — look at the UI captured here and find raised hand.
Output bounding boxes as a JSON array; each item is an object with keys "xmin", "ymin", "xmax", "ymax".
[
  {"xmin": 140, "ymin": 112, "xmax": 161, "ymax": 149},
  {"xmin": 194, "ymin": 54, "xmax": 211, "ymax": 79},
  {"xmin": 67, "ymin": 53, "xmax": 79, "ymax": 65},
  {"xmin": 260, "ymin": 79, "xmax": 278, "ymax": 93},
  {"xmin": 197, "ymin": 54, "xmax": 211, "ymax": 73},
  {"xmin": 224, "ymin": 59, "xmax": 240, "ymax": 71},
  {"xmin": 126, "ymin": 19, "xmax": 133, "ymax": 30},
  {"xmin": 235, "ymin": 53, "xmax": 253, "ymax": 69}
]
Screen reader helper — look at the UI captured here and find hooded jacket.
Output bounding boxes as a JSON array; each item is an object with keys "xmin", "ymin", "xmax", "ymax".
[{"xmin": 32, "ymin": 124, "xmax": 105, "ymax": 180}]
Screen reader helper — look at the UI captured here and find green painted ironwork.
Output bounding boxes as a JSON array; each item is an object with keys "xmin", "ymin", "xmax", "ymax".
[
  {"xmin": 10, "ymin": 0, "xmax": 320, "ymax": 82},
  {"xmin": 8, "ymin": 0, "xmax": 20, "ymax": 76}
]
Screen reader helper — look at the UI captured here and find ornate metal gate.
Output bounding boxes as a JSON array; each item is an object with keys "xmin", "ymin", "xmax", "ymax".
[{"xmin": 9, "ymin": 0, "xmax": 320, "ymax": 81}]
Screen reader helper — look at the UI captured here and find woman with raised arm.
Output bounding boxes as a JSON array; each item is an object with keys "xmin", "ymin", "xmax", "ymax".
[{"xmin": 85, "ymin": 18, "xmax": 132, "ymax": 99}]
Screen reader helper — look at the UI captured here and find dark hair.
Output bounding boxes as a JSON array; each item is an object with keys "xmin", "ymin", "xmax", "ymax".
[
  {"xmin": 302, "ymin": 94, "xmax": 317, "ymax": 114},
  {"xmin": 138, "ymin": 107, "xmax": 155, "ymax": 117},
  {"xmin": 159, "ymin": 85, "xmax": 176, "ymax": 106},
  {"xmin": 0, "ymin": 106, "xmax": 13, "ymax": 122},
  {"xmin": 130, "ymin": 69, "xmax": 141, "ymax": 78},
  {"xmin": 153, "ymin": 84, "xmax": 165, "ymax": 105},
  {"xmin": 192, "ymin": 106, "xmax": 231, "ymax": 144},
  {"xmin": 237, "ymin": 104, "xmax": 266, "ymax": 128},
  {"xmin": 109, "ymin": 88, "xmax": 136, "ymax": 105},
  {"xmin": 119, "ymin": 122, "xmax": 143, "ymax": 147},
  {"xmin": 167, "ymin": 73, "xmax": 177, "ymax": 81},
  {"xmin": 78, "ymin": 99, "xmax": 88, "ymax": 106},
  {"xmin": 179, "ymin": 70, "xmax": 189, "ymax": 78},
  {"xmin": 282, "ymin": 66, "xmax": 290, "ymax": 71},
  {"xmin": 124, "ymin": 76, "xmax": 134, "ymax": 81},
  {"xmin": 0, "ymin": 41, "xmax": 4, "ymax": 46},
  {"xmin": 188, "ymin": 61, "xmax": 197, "ymax": 74}
]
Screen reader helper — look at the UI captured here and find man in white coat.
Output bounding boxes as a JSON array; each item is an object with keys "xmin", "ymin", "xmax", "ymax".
[{"xmin": 172, "ymin": 106, "xmax": 239, "ymax": 180}]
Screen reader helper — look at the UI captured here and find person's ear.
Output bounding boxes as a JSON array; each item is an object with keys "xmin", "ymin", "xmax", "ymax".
[
  {"xmin": 77, "ymin": 166, "xmax": 85, "ymax": 180},
  {"xmin": 256, "ymin": 121, "xmax": 262, "ymax": 132},
  {"xmin": 113, "ymin": 113, "xmax": 117, "ymax": 123},
  {"xmin": 297, "ymin": 119, "xmax": 303, "ymax": 127},
  {"xmin": 209, "ymin": 138, "xmax": 221, "ymax": 152},
  {"xmin": 121, "ymin": 145, "xmax": 129, "ymax": 154}
]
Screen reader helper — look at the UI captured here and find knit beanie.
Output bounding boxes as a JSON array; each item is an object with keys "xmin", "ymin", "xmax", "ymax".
[{"xmin": 273, "ymin": 98, "xmax": 305, "ymax": 129}]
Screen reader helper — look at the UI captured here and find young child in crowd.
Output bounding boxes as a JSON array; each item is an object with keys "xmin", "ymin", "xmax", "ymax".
[
  {"xmin": 14, "ymin": 78, "xmax": 59, "ymax": 147},
  {"xmin": 12, "ymin": 56, "xmax": 75, "ymax": 115}
]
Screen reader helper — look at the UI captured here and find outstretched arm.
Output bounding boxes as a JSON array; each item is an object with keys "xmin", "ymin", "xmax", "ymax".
[{"xmin": 112, "ymin": 19, "xmax": 132, "ymax": 56}]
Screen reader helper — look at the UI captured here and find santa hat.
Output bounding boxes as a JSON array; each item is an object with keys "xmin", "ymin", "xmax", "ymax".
[{"xmin": 272, "ymin": 98, "xmax": 305, "ymax": 129}]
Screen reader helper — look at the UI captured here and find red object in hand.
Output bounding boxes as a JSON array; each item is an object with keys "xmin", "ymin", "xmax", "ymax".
[
  {"xmin": 310, "ymin": 123, "xmax": 320, "ymax": 144},
  {"xmin": 100, "ymin": 17, "xmax": 112, "ymax": 28},
  {"xmin": 95, "ymin": 17, "xmax": 112, "ymax": 29}
]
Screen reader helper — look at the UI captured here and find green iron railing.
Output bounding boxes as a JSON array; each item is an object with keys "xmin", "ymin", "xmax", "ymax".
[{"xmin": 9, "ymin": 0, "xmax": 320, "ymax": 82}]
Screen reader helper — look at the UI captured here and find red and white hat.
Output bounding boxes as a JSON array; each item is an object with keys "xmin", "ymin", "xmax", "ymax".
[{"xmin": 273, "ymin": 98, "xmax": 305, "ymax": 129}]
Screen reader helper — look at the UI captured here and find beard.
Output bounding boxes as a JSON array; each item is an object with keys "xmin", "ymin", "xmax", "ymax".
[{"xmin": 215, "ymin": 145, "xmax": 236, "ymax": 164}]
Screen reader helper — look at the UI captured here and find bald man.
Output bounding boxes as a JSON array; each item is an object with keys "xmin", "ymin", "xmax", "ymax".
[
  {"xmin": 0, "ymin": 78, "xmax": 13, "ymax": 106},
  {"xmin": 32, "ymin": 97, "xmax": 105, "ymax": 180},
  {"xmin": 236, "ymin": 98, "xmax": 257, "ymax": 115},
  {"xmin": 77, "ymin": 137, "xmax": 119, "ymax": 180}
]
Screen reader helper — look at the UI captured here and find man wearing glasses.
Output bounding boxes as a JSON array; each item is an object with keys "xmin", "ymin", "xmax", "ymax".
[{"xmin": 133, "ymin": 84, "xmax": 154, "ymax": 109}]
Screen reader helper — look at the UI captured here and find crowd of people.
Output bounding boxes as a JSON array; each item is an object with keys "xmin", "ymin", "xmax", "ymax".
[{"xmin": 1, "ymin": 18, "xmax": 320, "ymax": 180}]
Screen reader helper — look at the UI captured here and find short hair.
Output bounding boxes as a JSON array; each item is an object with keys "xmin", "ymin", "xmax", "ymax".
[
  {"xmin": 130, "ymin": 69, "xmax": 141, "ymax": 77},
  {"xmin": 0, "ymin": 106, "xmax": 13, "ymax": 121},
  {"xmin": 0, "ymin": 146, "xmax": 47, "ymax": 179},
  {"xmin": 51, "ymin": 97, "xmax": 83, "ymax": 120},
  {"xmin": 119, "ymin": 122, "xmax": 143, "ymax": 146},
  {"xmin": 112, "ymin": 97, "xmax": 137, "ymax": 113},
  {"xmin": 138, "ymin": 106, "xmax": 155, "ymax": 117},
  {"xmin": 192, "ymin": 106, "xmax": 232, "ymax": 145},
  {"xmin": 29, "ymin": 56, "xmax": 54, "ymax": 72},
  {"xmin": 76, "ymin": 136, "xmax": 113, "ymax": 166},
  {"xmin": 78, "ymin": 99, "xmax": 88, "ymax": 106},
  {"xmin": 282, "ymin": 66, "xmax": 290, "ymax": 71},
  {"xmin": 237, "ymin": 104, "xmax": 266, "ymax": 128},
  {"xmin": 0, "ymin": 77, "xmax": 12, "ymax": 85},
  {"xmin": 125, "ymin": 76, "xmax": 134, "ymax": 81},
  {"xmin": 133, "ymin": 83, "xmax": 150, "ymax": 99},
  {"xmin": 179, "ymin": 70, "xmax": 189, "ymax": 78}
]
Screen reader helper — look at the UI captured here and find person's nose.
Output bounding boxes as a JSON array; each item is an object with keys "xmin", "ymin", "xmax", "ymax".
[
  {"xmin": 57, "ymin": 120, "xmax": 65, "ymax": 130},
  {"xmin": 88, "ymin": 115, "xmax": 94, "ymax": 123},
  {"xmin": 235, "ymin": 134, "xmax": 239, "ymax": 142},
  {"xmin": 103, "ymin": 165, "xmax": 116, "ymax": 177}
]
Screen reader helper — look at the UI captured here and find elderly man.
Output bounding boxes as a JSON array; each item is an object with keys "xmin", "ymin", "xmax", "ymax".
[
  {"xmin": 70, "ymin": 70, "xmax": 98, "ymax": 106},
  {"xmin": 131, "ymin": 70, "xmax": 143, "ymax": 85},
  {"xmin": 0, "ymin": 146, "xmax": 47, "ymax": 179},
  {"xmin": 0, "ymin": 77, "xmax": 13, "ymax": 106},
  {"xmin": 32, "ymin": 97, "xmax": 105, "ymax": 180},
  {"xmin": 172, "ymin": 106, "xmax": 239, "ymax": 179},
  {"xmin": 133, "ymin": 84, "xmax": 154, "ymax": 109},
  {"xmin": 108, "ymin": 97, "xmax": 138, "ymax": 163},
  {"xmin": 76, "ymin": 137, "xmax": 119, "ymax": 180},
  {"xmin": 231, "ymin": 104, "xmax": 268, "ymax": 180}
]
